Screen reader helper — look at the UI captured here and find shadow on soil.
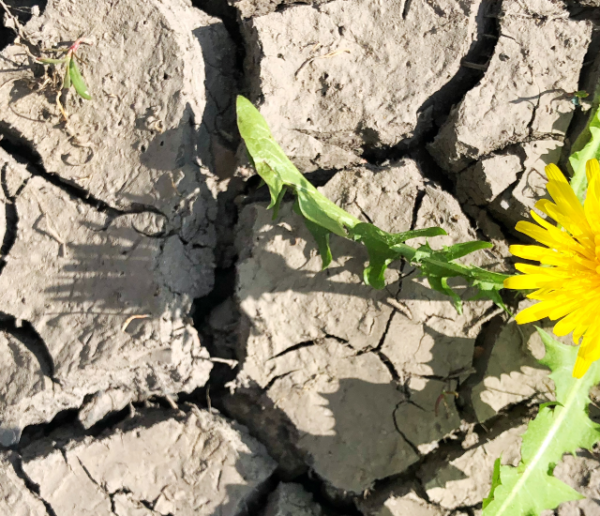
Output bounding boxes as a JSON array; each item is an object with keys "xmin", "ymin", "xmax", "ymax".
[
  {"xmin": 200, "ymin": 195, "xmax": 545, "ymax": 512},
  {"xmin": 0, "ymin": 2, "xmax": 570, "ymax": 516}
]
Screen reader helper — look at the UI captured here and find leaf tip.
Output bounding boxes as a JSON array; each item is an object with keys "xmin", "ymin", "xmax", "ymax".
[{"xmin": 236, "ymin": 95, "xmax": 253, "ymax": 112}]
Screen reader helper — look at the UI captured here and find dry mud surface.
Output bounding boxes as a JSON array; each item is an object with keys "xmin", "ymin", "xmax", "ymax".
[{"xmin": 0, "ymin": 0, "xmax": 598, "ymax": 515}]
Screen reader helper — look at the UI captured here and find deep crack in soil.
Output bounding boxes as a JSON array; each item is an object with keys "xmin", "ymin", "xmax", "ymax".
[
  {"xmin": 0, "ymin": 132, "xmax": 164, "ymax": 219},
  {"xmin": 361, "ymin": 0, "xmax": 502, "ymax": 167},
  {"xmin": 0, "ymin": 0, "xmax": 598, "ymax": 514}
]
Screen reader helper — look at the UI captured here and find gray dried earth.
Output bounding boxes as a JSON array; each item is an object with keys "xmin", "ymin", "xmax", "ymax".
[{"xmin": 0, "ymin": 0, "xmax": 598, "ymax": 515}]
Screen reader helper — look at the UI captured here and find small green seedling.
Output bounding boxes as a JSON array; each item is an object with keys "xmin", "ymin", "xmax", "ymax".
[{"xmin": 37, "ymin": 37, "xmax": 92, "ymax": 119}]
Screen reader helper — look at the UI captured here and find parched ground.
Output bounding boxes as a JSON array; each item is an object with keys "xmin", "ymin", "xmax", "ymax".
[{"xmin": 0, "ymin": 0, "xmax": 599, "ymax": 515}]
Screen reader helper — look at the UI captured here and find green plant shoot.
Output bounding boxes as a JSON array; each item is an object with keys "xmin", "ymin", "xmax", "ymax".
[
  {"xmin": 482, "ymin": 329, "xmax": 600, "ymax": 515},
  {"xmin": 236, "ymin": 95, "xmax": 509, "ymax": 314},
  {"xmin": 37, "ymin": 37, "xmax": 92, "ymax": 105},
  {"xmin": 569, "ymin": 88, "xmax": 600, "ymax": 201}
]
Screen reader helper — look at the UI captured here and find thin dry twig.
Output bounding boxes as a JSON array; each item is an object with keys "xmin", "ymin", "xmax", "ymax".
[
  {"xmin": 295, "ymin": 47, "xmax": 352, "ymax": 77},
  {"xmin": 121, "ymin": 314, "xmax": 151, "ymax": 332},
  {"xmin": 386, "ymin": 297, "xmax": 413, "ymax": 320},
  {"xmin": 206, "ymin": 357, "xmax": 239, "ymax": 369}
]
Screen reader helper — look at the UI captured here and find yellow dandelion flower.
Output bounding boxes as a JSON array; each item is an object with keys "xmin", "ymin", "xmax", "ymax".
[{"xmin": 504, "ymin": 158, "xmax": 600, "ymax": 379}]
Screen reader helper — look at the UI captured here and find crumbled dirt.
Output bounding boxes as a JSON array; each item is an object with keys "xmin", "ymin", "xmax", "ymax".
[{"xmin": 0, "ymin": 0, "xmax": 599, "ymax": 514}]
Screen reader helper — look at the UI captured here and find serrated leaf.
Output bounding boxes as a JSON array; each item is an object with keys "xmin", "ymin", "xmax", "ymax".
[
  {"xmin": 305, "ymin": 219, "xmax": 332, "ymax": 269},
  {"xmin": 257, "ymin": 160, "xmax": 284, "ymax": 210},
  {"xmin": 419, "ymin": 255, "xmax": 474, "ymax": 278},
  {"xmin": 272, "ymin": 185, "xmax": 287, "ymax": 220},
  {"xmin": 482, "ymin": 329, "xmax": 600, "ymax": 516},
  {"xmin": 408, "ymin": 244, "xmax": 506, "ymax": 300},
  {"xmin": 486, "ymin": 466, "xmax": 583, "ymax": 516},
  {"xmin": 294, "ymin": 199, "xmax": 332, "ymax": 269},
  {"xmin": 482, "ymin": 458, "xmax": 502, "ymax": 510},
  {"xmin": 442, "ymin": 241, "xmax": 493, "ymax": 261},
  {"xmin": 237, "ymin": 96, "xmax": 356, "ymax": 238},
  {"xmin": 569, "ymin": 89, "xmax": 600, "ymax": 201},
  {"xmin": 469, "ymin": 284, "xmax": 510, "ymax": 314},
  {"xmin": 68, "ymin": 58, "xmax": 91, "ymax": 100},
  {"xmin": 428, "ymin": 276, "xmax": 463, "ymax": 314},
  {"xmin": 236, "ymin": 95, "xmax": 509, "ymax": 307},
  {"xmin": 388, "ymin": 226, "xmax": 447, "ymax": 244},
  {"xmin": 295, "ymin": 187, "xmax": 351, "ymax": 238},
  {"xmin": 347, "ymin": 223, "xmax": 402, "ymax": 289},
  {"xmin": 347, "ymin": 225, "xmax": 446, "ymax": 289},
  {"xmin": 538, "ymin": 401, "xmax": 562, "ymax": 411}
]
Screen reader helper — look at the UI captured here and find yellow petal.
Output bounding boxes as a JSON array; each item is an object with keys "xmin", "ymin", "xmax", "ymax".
[
  {"xmin": 546, "ymin": 179, "xmax": 586, "ymax": 213},
  {"xmin": 537, "ymin": 199, "xmax": 593, "ymax": 244},
  {"xmin": 586, "ymin": 158, "xmax": 600, "ymax": 182},
  {"xmin": 545, "ymin": 163, "xmax": 568, "ymax": 183},
  {"xmin": 534, "ymin": 200, "xmax": 571, "ymax": 231},
  {"xmin": 509, "ymin": 245, "xmax": 565, "ymax": 265},
  {"xmin": 585, "ymin": 174, "xmax": 600, "ymax": 234},
  {"xmin": 535, "ymin": 199, "xmax": 554, "ymax": 215},
  {"xmin": 548, "ymin": 298, "xmax": 585, "ymax": 320},
  {"xmin": 504, "ymin": 274, "xmax": 555, "ymax": 290},
  {"xmin": 546, "ymin": 181, "xmax": 587, "ymax": 228},
  {"xmin": 573, "ymin": 328, "xmax": 600, "ymax": 378},
  {"xmin": 529, "ymin": 211, "xmax": 593, "ymax": 259},
  {"xmin": 515, "ymin": 221, "xmax": 558, "ymax": 248},
  {"xmin": 574, "ymin": 322, "xmax": 587, "ymax": 343},
  {"xmin": 515, "ymin": 263, "xmax": 572, "ymax": 278},
  {"xmin": 514, "ymin": 302, "xmax": 552, "ymax": 324},
  {"xmin": 527, "ymin": 288, "xmax": 554, "ymax": 300},
  {"xmin": 573, "ymin": 309, "xmax": 600, "ymax": 342},
  {"xmin": 553, "ymin": 309, "xmax": 583, "ymax": 336},
  {"xmin": 573, "ymin": 355, "xmax": 590, "ymax": 378}
]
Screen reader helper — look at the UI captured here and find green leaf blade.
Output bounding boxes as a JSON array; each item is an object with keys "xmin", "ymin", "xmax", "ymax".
[
  {"xmin": 271, "ymin": 185, "xmax": 287, "ymax": 220},
  {"xmin": 388, "ymin": 226, "xmax": 447, "ymax": 245},
  {"xmin": 428, "ymin": 276, "xmax": 463, "ymax": 314},
  {"xmin": 482, "ymin": 458, "xmax": 502, "ymax": 510},
  {"xmin": 68, "ymin": 58, "xmax": 91, "ymax": 99},
  {"xmin": 236, "ymin": 96, "xmax": 358, "ymax": 238},
  {"xmin": 293, "ymin": 199, "xmax": 333, "ymax": 269},
  {"xmin": 236, "ymin": 95, "xmax": 506, "ymax": 308},
  {"xmin": 482, "ymin": 330, "xmax": 600, "ymax": 516},
  {"xmin": 256, "ymin": 160, "xmax": 284, "ymax": 211},
  {"xmin": 295, "ymin": 188, "xmax": 351, "ymax": 238},
  {"xmin": 63, "ymin": 64, "xmax": 71, "ymax": 89},
  {"xmin": 569, "ymin": 89, "xmax": 600, "ymax": 201},
  {"xmin": 484, "ymin": 467, "xmax": 583, "ymax": 516},
  {"xmin": 442, "ymin": 240, "xmax": 493, "ymax": 261},
  {"xmin": 347, "ymin": 223, "xmax": 400, "ymax": 289}
]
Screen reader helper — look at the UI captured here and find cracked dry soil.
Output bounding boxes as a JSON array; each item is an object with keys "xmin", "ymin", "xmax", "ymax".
[{"xmin": 0, "ymin": 0, "xmax": 599, "ymax": 515}]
